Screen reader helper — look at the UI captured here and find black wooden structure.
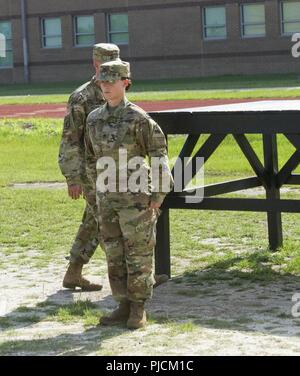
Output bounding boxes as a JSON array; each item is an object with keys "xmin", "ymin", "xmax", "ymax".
[{"xmin": 150, "ymin": 100, "xmax": 300, "ymax": 277}]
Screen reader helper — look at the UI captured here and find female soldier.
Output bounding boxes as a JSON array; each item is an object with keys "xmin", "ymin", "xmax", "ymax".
[{"xmin": 85, "ymin": 60, "xmax": 173, "ymax": 329}]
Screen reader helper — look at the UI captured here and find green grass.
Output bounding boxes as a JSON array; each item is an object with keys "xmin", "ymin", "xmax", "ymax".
[
  {"xmin": 166, "ymin": 321, "xmax": 199, "ymax": 334},
  {"xmin": 14, "ymin": 315, "xmax": 42, "ymax": 324},
  {"xmin": 0, "ymin": 300, "xmax": 103, "ymax": 331},
  {"xmin": 201, "ymin": 318, "xmax": 242, "ymax": 330},
  {"xmin": 1, "ymin": 118, "xmax": 299, "ymax": 186},
  {"xmin": 49, "ymin": 300, "xmax": 102, "ymax": 327},
  {"xmin": 175, "ymin": 289, "xmax": 202, "ymax": 297},
  {"xmin": 129, "ymin": 74, "xmax": 300, "ymax": 91},
  {"xmin": 0, "ymin": 88, "xmax": 300, "ymax": 105},
  {"xmin": 0, "ymin": 338, "xmax": 71, "ymax": 355},
  {"xmin": 0, "ymin": 187, "xmax": 91, "ymax": 265},
  {"xmin": 0, "ymin": 82, "xmax": 82, "ymax": 96},
  {"xmin": 0, "ymin": 119, "xmax": 62, "ymax": 186},
  {"xmin": 1, "ymin": 117, "xmax": 300, "ymax": 278},
  {"xmin": 0, "ymin": 317, "xmax": 13, "ymax": 328},
  {"xmin": 15, "ymin": 306, "xmax": 34, "ymax": 313},
  {"xmin": 1, "ymin": 74, "xmax": 300, "ymax": 96},
  {"xmin": 0, "ymin": 73, "xmax": 300, "ymax": 105}
]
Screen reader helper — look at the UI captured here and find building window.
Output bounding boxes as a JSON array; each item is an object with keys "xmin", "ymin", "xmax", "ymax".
[
  {"xmin": 41, "ymin": 18, "xmax": 62, "ymax": 48},
  {"xmin": 203, "ymin": 6, "xmax": 227, "ymax": 40},
  {"xmin": 0, "ymin": 21, "xmax": 13, "ymax": 68},
  {"xmin": 241, "ymin": 4, "xmax": 266, "ymax": 37},
  {"xmin": 108, "ymin": 13, "xmax": 129, "ymax": 44},
  {"xmin": 281, "ymin": 1, "xmax": 300, "ymax": 34},
  {"xmin": 74, "ymin": 16, "xmax": 95, "ymax": 47}
]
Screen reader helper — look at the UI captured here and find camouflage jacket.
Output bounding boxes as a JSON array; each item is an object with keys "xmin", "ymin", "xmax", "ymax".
[
  {"xmin": 58, "ymin": 77, "xmax": 105, "ymax": 185},
  {"xmin": 85, "ymin": 98, "xmax": 174, "ymax": 205}
]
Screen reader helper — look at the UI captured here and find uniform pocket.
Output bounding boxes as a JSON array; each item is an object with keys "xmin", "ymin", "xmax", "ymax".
[{"xmin": 146, "ymin": 209, "xmax": 159, "ymax": 247}]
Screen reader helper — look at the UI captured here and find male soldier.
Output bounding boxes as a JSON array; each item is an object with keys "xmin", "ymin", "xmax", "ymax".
[
  {"xmin": 58, "ymin": 44, "xmax": 168, "ymax": 292},
  {"xmin": 58, "ymin": 43, "xmax": 121, "ymax": 291},
  {"xmin": 85, "ymin": 61, "xmax": 173, "ymax": 328}
]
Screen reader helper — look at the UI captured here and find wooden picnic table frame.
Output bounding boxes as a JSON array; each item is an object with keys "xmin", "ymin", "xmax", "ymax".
[{"xmin": 150, "ymin": 106, "xmax": 300, "ymax": 277}]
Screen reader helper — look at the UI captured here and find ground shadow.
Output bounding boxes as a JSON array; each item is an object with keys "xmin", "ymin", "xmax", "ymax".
[
  {"xmin": 0, "ymin": 288, "xmax": 128, "ymax": 355},
  {"xmin": 150, "ymin": 251, "xmax": 300, "ymax": 337},
  {"xmin": 1, "ymin": 251, "xmax": 300, "ymax": 355}
]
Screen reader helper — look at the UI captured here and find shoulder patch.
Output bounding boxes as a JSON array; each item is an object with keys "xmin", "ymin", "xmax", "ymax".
[
  {"xmin": 74, "ymin": 81, "xmax": 91, "ymax": 94},
  {"xmin": 87, "ymin": 106, "xmax": 103, "ymax": 125},
  {"xmin": 69, "ymin": 80, "xmax": 93, "ymax": 105}
]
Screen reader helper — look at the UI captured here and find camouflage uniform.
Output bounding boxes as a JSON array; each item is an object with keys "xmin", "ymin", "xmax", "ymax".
[
  {"xmin": 58, "ymin": 78, "xmax": 105, "ymax": 264},
  {"xmin": 85, "ymin": 68, "xmax": 173, "ymax": 304},
  {"xmin": 58, "ymin": 44, "xmax": 120, "ymax": 265}
]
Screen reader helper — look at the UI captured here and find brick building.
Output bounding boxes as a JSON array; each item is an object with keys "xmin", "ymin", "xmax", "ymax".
[{"xmin": 0, "ymin": 0, "xmax": 300, "ymax": 84}]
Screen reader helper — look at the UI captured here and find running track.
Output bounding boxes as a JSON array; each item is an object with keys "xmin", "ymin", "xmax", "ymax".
[{"xmin": 0, "ymin": 98, "xmax": 299, "ymax": 118}]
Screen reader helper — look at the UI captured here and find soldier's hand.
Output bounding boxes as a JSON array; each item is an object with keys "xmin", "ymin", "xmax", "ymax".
[
  {"xmin": 68, "ymin": 184, "xmax": 82, "ymax": 200},
  {"xmin": 149, "ymin": 201, "xmax": 161, "ymax": 210}
]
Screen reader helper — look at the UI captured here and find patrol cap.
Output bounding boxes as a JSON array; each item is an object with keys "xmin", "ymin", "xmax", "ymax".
[
  {"xmin": 97, "ymin": 60, "xmax": 131, "ymax": 83},
  {"xmin": 93, "ymin": 43, "xmax": 120, "ymax": 62}
]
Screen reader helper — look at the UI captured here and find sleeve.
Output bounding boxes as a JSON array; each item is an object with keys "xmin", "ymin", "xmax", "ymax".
[
  {"xmin": 58, "ymin": 96, "xmax": 86, "ymax": 186},
  {"xmin": 84, "ymin": 118, "xmax": 97, "ymax": 189},
  {"xmin": 141, "ymin": 117, "xmax": 174, "ymax": 205}
]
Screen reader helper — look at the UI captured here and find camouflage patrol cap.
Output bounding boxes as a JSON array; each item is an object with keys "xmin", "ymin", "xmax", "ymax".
[
  {"xmin": 97, "ymin": 60, "xmax": 131, "ymax": 82},
  {"xmin": 93, "ymin": 43, "xmax": 120, "ymax": 62}
]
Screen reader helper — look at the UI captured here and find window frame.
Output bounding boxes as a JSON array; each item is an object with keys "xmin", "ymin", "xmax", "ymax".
[
  {"xmin": 41, "ymin": 17, "xmax": 62, "ymax": 49},
  {"xmin": 73, "ymin": 15, "xmax": 95, "ymax": 47},
  {"xmin": 0, "ymin": 20, "xmax": 13, "ymax": 69},
  {"xmin": 280, "ymin": 0, "xmax": 300, "ymax": 35},
  {"xmin": 107, "ymin": 13, "xmax": 129, "ymax": 45},
  {"xmin": 202, "ymin": 5, "xmax": 227, "ymax": 41},
  {"xmin": 240, "ymin": 3, "xmax": 266, "ymax": 39}
]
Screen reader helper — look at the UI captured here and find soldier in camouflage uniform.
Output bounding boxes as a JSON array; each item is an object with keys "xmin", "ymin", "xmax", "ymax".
[
  {"xmin": 85, "ymin": 61, "xmax": 173, "ymax": 329},
  {"xmin": 58, "ymin": 43, "xmax": 121, "ymax": 291}
]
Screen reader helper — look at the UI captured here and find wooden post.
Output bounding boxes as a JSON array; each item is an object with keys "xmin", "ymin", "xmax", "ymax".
[
  {"xmin": 263, "ymin": 134, "xmax": 283, "ymax": 250},
  {"xmin": 155, "ymin": 208, "xmax": 171, "ymax": 277}
]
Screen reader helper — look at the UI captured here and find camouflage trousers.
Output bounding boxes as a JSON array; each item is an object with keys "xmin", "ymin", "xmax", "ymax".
[
  {"xmin": 97, "ymin": 192, "xmax": 157, "ymax": 303},
  {"xmin": 69, "ymin": 179, "xmax": 101, "ymax": 265}
]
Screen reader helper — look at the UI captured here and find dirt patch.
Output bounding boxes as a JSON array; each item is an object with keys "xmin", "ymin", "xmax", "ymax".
[
  {"xmin": 9, "ymin": 183, "xmax": 300, "ymax": 199},
  {"xmin": 234, "ymin": 186, "xmax": 300, "ymax": 196},
  {"xmin": 10, "ymin": 182, "xmax": 66, "ymax": 189},
  {"xmin": 0, "ymin": 255, "xmax": 300, "ymax": 355}
]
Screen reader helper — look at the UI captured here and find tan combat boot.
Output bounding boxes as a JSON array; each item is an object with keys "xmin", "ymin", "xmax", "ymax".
[
  {"xmin": 99, "ymin": 301, "xmax": 131, "ymax": 326},
  {"xmin": 63, "ymin": 262, "xmax": 102, "ymax": 291},
  {"xmin": 127, "ymin": 302, "xmax": 147, "ymax": 329},
  {"xmin": 154, "ymin": 274, "xmax": 169, "ymax": 288}
]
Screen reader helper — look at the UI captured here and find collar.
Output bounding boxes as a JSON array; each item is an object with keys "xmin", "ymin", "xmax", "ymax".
[
  {"xmin": 90, "ymin": 76, "xmax": 105, "ymax": 99},
  {"xmin": 101, "ymin": 97, "xmax": 130, "ymax": 120}
]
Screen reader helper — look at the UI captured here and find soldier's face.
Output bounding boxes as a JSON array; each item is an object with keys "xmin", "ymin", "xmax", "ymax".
[{"xmin": 100, "ymin": 80, "xmax": 128, "ymax": 103}]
